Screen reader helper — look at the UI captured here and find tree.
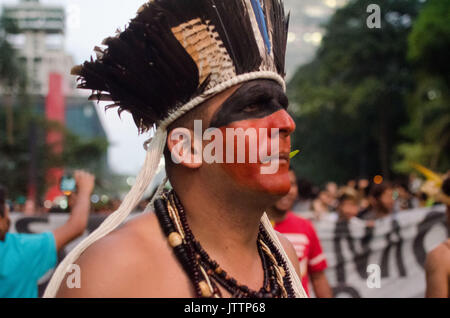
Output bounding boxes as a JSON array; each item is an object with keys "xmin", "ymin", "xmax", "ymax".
[
  {"xmin": 395, "ymin": 0, "xmax": 450, "ymax": 174},
  {"xmin": 408, "ymin": 0, "xmax": 450, "ymax": 85},
  {"xmin": 0, "ymin": 14, "xmax": 26, "ymax": 145},
  {"xmin": 288, "ymin": 0, "xmax": 423, "ymax": 185},
  {"xmin": 0, "ymin": 104, "xmax": 109, "ymax": 203}
]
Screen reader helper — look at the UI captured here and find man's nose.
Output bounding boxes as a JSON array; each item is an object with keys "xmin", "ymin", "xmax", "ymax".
[{"xmin": 268, "ymin": 109, "xmax": 296, "ymax": 137}]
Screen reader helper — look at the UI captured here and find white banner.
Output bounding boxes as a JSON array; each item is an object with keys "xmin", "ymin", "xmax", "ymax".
[
  {"xmin": 312, "ymin": 206, "xmax": 448, "ymax": 298},
  {"xmin": 9, "ymin": 205, "xmax": 448, "ymax": 298}
]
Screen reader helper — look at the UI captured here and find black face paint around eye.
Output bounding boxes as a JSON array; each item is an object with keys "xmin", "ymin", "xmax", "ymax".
[{"xmin": 209, "ymin": 80, "xmax": 288, "ymax": 128}]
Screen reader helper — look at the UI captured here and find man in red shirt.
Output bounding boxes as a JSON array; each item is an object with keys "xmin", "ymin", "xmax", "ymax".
[{"xmin": 268, "ymin": 170, "xmax": 333, "ymax": 297}]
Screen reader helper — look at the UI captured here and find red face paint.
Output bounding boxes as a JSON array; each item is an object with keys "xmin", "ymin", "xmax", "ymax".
[{"xmin": 218, "ymin": 109, "xmax": 296, "ymax": 196}]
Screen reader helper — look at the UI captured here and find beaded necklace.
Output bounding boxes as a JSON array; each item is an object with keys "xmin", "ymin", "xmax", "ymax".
[{"xmin": 153, "ymin": 190, "xmax": 296, "ymax": 298}]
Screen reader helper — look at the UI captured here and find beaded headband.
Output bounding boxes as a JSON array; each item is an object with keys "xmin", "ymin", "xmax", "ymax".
[{"xmin": 44, "ymin": 0, "xmax": 306, "ymax": 298}]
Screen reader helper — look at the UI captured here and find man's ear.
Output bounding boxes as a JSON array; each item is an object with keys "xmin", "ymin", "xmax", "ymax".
[{"xmin": 167, "ymin": 128, "xmax": 202, "ymax": 169}]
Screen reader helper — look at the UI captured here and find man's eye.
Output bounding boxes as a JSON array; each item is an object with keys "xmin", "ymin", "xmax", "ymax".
[{"xmin": 242, "ymin": 105, "xmax": 259, "ymax": 113}]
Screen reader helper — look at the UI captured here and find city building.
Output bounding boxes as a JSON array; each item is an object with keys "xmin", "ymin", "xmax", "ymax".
[
  {"xmin": 1, "ymin": 0, "xmax": 107, "ymax": 143},
  {"xmin": 0, "ymin": 0, "xmax": 108, "ymax": 206}
]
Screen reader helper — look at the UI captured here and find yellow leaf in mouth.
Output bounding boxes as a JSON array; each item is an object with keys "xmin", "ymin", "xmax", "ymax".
[{"xmin": 289, "ymin": 150, "xmax": 300, "ymax": 159}]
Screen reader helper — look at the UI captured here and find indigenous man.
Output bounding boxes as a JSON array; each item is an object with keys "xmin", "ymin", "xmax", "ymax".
[{"xmin": 45, "ymin": 0, "xmax": 306, "ymax": 298}]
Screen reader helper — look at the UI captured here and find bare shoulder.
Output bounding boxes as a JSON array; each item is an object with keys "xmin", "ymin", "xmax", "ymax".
[
  {"xmin": 426, "ymin": 239, "xmax": 450, "ymax": 272},
  {"xmin": 56, "ymin": 212, "xmax": 170, "ymax": 297},
  {"xmin": 425, "ymin": 239, "xmax": 450, "ymax": 297}
]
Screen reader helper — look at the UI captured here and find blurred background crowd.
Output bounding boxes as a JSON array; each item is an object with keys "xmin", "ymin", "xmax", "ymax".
[{"xmin": 291, "ymin": 172, "xmax": 450, "ymax": 223}]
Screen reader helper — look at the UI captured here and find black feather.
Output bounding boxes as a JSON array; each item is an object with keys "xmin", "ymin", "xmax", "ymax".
[
  {"xmin": 268, "ymin": 0, "xmax": 289, "ymax": 76},
  {"xmin": 74, "ymin": 0, "xmax": 289, "ymax": 132}
]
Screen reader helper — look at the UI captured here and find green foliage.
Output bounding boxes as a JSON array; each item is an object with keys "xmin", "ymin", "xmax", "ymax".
[
  {"xmin": 408, "ymin": 0, "xmax": 450, "ymax": 83},
  {"xmin": 43, "ymin": 119, "xmax": 108, "ymax": 170},
  {"xmin": 394, "ymin": 74, "xmax": 450, "ymax": 174},
  {"xmin": 0, "ymin": 105, "xmax": 109, "ymax": 201},
  {"xmin": 0, "ymin": 102, "xmax": 45, "ymax": 200},
  {"xmin": 289, "ymin": 0, "xmax": 423, "ymax": 185},
  {"xmin": 0, "ymin": 15, "xmax": 25, "ymax": 90},
  {"xmin": 394, "ymin": 0, "xmax": 450, "ymax": 174}
]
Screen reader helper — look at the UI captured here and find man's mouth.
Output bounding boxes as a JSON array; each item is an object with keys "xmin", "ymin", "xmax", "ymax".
[{"xmin": 260, "ymin": 152, "xmax": 290, "ymax": 164}]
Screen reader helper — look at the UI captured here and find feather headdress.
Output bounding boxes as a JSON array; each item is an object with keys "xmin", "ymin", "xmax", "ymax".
[
  {"xmin": 72, "ymin": 0, "xmax": 289, "ymax": 132},
  {"xmin": 44, "ymin": 0, "xmax": 306, "ymax": 298}
]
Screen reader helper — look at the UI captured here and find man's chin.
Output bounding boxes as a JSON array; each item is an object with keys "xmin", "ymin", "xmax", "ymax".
[
  {"xmin": 220, "ymin": 164, "xmax": 291, "ymax": 197},
  {"xmin": 254, "ymin": 179, "xmax": 291, "ymax": 199},
  {"xmin": 258, "ymin": 170, "xmax": 291, "ymax": 195}
]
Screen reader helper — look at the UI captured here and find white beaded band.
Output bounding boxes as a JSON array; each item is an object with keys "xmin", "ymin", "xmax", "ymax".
[{"xmin": 159, "ymin": 71, "xmax": 286, "ymax": 130}]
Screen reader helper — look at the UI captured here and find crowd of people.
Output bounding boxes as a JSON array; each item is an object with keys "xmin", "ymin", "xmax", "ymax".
[{"xmin": 289, "ymin": 173, "xmax": 445, "ymax": 225}]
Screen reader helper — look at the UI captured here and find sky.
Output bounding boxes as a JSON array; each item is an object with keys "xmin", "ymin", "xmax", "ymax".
[{"xmin": 0, "ymin": 0, "xmax": 339, "ymax": 175}]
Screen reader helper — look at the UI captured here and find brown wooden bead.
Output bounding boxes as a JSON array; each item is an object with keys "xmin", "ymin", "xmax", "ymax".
[
  {"xmin": 168, "ymin": 232, "xmax": 183, "ymax": 247},
  {"xmin": 199, "ymin": 281, "xmax": 212, "ymax": 297}
]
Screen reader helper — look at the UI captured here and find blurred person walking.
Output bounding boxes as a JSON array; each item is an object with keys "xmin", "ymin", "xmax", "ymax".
[
  {"xmin": 311, "ymin": 189, "xmax": 335, "ymax": 220},
  {"xmin": 336, "ymin": 187, "xmax": 360, "ymax": 222},
  {"xmin": 268, "ymin": 170, "xmax": 333, "ymax": 298},
  {"xmin": 325, "ymin": 182, "xmax": 338, "ymax": 207},
  {"xmin": 0, "ymin": 171, "xmax": 94, "ymax": 298},
  {"xmin": 359, "ymin": 182, "xmax": 395, "ymax": 221},
  {"xmin": 394, "ymin": 180, "xmax": 418, "ymax": 211}
]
